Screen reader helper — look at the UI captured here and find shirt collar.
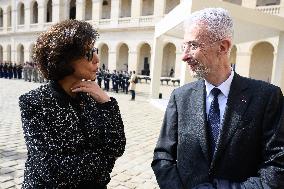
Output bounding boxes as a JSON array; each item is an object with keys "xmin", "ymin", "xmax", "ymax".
[{"xmin": 205, "ymin": 70, "xmax": 234, "ymax": 98}]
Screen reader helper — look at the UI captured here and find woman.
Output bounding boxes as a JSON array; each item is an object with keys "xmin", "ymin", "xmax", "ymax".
[{"xmin": 19, "ymin": 20, "xmax": 126, "ymax": 189}]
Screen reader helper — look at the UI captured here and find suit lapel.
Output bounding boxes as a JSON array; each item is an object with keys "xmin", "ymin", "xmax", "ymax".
[
  {"xmin": 190, "ymin": 80, "xmax": 211, "ymax": 163},
  {"xmin": 210, "ymin": 74, "xmax": 252, "ymax": 169}
]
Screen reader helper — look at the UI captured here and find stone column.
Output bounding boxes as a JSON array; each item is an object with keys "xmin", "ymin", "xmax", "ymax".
[
  {"xmin": 2, "ymin": 45, "xmax": 7, "ymax": 61},
  {"xmin": 154, "ymin": 0, "xmax": 165, "ymax": 22},
  {"xmin": 271, "ymin": 32, "xmax": 284, "ymax": 91},
  {"xmin": 108, "ymin": 51, "xmax": 117, "ymax": 72},
  {"xmin": 128, "ymin": 51, "xmax": 138, "ymax": 72},
  {"xmin": 76, "ymin": 0, "xmax": 84, "ymax": 20},
  {"xmin": 279, "ymin": 0, "xmax": 284, "ymax": 17},
  {"xmin": 11, "ymin": 2, "xmax": 16, "ymax": 32},
  {"xmin": 92, "ymin": 0, "xmax": 102, "ymax": 23},
  {"xmin": 24, "ymin": 44, "xmax": 29, "ymax": 63},
  {"xmin": 11, "ymin": 38, "xmax": 15, "ymax": 62},
  {"xmin": 111, "ymin": 0, "xmax": 120, "ymax": 25},
  {"xmin": 52, "ymin": 0, "xmax": 61, "ymax": 22},
  {"xmin": 38, "ymin": 1, "xmax": 45, "ymax": 29},
  {"xmin": 2, "ymin": 8, "xmax": 6, "ymax": 32},
  {"xmin": 150, "ymin": 36, "xmax": 163, "ymax": 98},
  {"xmin": 242, "ymin": 0, "xmax": 257, "ymax": 8},
  {"xmin": 131, "ymin": 0, "xmax": 141, "ymax": 24},
  {"xmin": 25, "ymin": 3, "xmax": 31, "ymax": 30}
]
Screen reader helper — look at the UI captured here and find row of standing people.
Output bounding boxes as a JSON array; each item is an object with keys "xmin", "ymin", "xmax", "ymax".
[
  {"xmin": 0, "ymin": 62, "xmax": 23, "ymax": 79},
  {"xmin": 1, "ymin": 60, "xmax": 138, "ymax": 100},
  {"xmin": 0, "ymin": 62, "xmax": 45, "ymax": 83},
  {"xmin": 96, "ymin": 69, "xmax": 138, "ymax": 100}
]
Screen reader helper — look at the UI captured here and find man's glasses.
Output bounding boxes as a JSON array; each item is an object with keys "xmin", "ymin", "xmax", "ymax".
[
  {"xmin": 182, "ymin": 40, "xmax": 221, "ymax": 53},
  {"xmin": 85, "ymin": 48, "xmax": 99, "ymax": 61},
  {"xmin": 181, "ymin": 41, "xmax": 203, "ymax": 53}
]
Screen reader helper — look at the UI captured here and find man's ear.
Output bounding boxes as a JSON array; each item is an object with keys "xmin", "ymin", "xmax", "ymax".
[{"xmin": 219, "ymin": 39, "xmax": 231, "ymax": 55}]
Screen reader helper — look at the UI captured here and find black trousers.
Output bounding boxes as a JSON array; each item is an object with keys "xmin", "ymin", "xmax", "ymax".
[{"xmin": 130, "ymin": 90, "xmax": 135, "ymax": 100}]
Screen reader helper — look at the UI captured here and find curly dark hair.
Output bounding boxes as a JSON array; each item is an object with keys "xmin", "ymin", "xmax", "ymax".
[{"xmin": 33, "ymin": 19, "xmax": 99, "ymax": 80}]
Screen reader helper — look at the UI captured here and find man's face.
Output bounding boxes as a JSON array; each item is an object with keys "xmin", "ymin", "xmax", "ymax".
[{"xmin": 182, "ymin": 25, "xmax": 220, "ymax": 79}]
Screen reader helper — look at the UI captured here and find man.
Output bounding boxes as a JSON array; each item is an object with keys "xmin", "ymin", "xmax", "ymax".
[
  {"xmin": 152, "ymin": 8, "xmax": 284, "ymax": 189},
  {"xmin": 129, "ymin": 71, "xmax": 137, "ymax": 100}
]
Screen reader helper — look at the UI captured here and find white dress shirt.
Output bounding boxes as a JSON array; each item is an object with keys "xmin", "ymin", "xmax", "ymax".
[{"xmin": 205, "ymin": 70, "xmax": 234, "ymax": 128}]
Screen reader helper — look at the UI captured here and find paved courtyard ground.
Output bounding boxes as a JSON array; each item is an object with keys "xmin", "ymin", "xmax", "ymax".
[{"xmin": 0, "ymin": 78, "xmax": 178, "ymax": 189}]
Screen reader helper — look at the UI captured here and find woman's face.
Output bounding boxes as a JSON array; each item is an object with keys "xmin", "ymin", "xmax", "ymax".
[{"xmin": 70, "ymin": 48, "xmax": 99, "ymax": 81}]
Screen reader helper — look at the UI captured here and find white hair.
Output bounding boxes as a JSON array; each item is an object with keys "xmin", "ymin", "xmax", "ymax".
[{"xmin": 184, "ymin": 8, "xmax": 234, "ymax": 42}]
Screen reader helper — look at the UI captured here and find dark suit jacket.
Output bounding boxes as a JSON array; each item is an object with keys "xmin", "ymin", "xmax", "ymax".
[
  {"xmin": 152, "ymin": 73, "xmax": 284, "ymax": 189},
  {"xmin": 19, "ymin": 81, "xmax": 126, "ymax": 188}
]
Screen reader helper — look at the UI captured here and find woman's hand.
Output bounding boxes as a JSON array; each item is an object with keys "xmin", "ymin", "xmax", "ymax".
[{"xmin": 71, "ymin": 80, "xmax": 110, "ymax": 103}]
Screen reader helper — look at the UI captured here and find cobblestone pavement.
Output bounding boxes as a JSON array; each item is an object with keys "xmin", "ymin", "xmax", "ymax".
[{"xmin": 0, "ymin": 78, "xmax": 178, "ymax": 189}]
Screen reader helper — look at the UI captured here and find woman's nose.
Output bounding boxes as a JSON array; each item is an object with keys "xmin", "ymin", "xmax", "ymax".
[{"xmin": 92, "ymin": 53, "xmax": 99, "ymax": 64}]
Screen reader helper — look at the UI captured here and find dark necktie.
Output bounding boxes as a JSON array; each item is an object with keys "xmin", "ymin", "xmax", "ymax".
[{"xmin": 208, "ymin": 87, "xmax": 221, "ymax": 153}]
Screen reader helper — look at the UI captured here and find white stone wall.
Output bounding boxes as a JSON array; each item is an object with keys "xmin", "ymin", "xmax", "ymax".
[
  {"xmin": 0, "ymin": 0, "xmax": 180, "ymax": 75},
  {"xmin": 1, "ymin": 0, "xmax": 283, "ymax": 87}
]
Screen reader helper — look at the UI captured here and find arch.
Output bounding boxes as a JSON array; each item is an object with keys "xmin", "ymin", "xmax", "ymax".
[
  {"xmin": 165, "ymin": 0, "xmax": 180, "ymax": 14},
  {"xmin": 162, "ymin": 42, "xmax": 176, "ymax": 77},
  {"xmin": 70, "ymin": 0, "xmax": 76, "ymax": 19},
  {"xmin": 7, "ymin": 44, "xmax": 11, "ymax": 61},
  {"xmin": 137, "ymin": 43, "xmax": 151, "ymax": 75},
  {"xmin": 18, "ymin": 2, "xmax": 25, "ymax": 25},
  {"xmin": 7, "ymin": 6, "xmax": 12, "ymax": 27},
  {"xmin": 120, "ymin": 0, "xmax": 131, "ymax": 18},
  {"xmin": 17, "ymin": 44, "xmax": 25, "ymax": 64},
  {"xmin": 229, "ymin": 45, "xmax": 237, "ymax": 71},
  {"xmin": 250, "ymin": 42, "xmax": 274, "ymax": 83},
  {"xmin": 117, "ymin": 43, "xmax": 129, "ymax": 71},
  {"xmin": 29, "ymin": 43, "xmax": 35, "ymax": 62},
  {"xmin": 85, "ymin": 0, "xmax": 92, "ymax": 20},
  {"xmin": 0, "ymin": 45, "xmax": 3, "ymax": 62},
  {"xmin": 0, "ymin": 8, "xmax": 3, "ymax": 27},
  {"xmin": 142, "ymin": 0, "xmax": 154, "ymax": 16},
  {"xmin": 46, "ymin": 0, "xmax": 52, "ymax": 22},
  {"xmin": 31, "ymin": 1, "xmax": 39, "ymax": 23},
  {"xmin": 101, "ymin": 0, "xmax": 111, "ymax": 19},
  {"xmin": 99, "ymin": 43, "xmax": 109, "ymax": 70}
]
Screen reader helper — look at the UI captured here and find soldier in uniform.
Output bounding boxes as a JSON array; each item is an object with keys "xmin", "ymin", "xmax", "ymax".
[
  {"xmin": 104, "ymin": 70, "xmax": 110, "ymax": 91},
  {"xmin": 3, "ymin": 62, "xmax": 8, "ymax": 78},
  {"xmin": 27, "ymin": 63, "xmax": 33, "ymax": 82},
  {"xmin": 97, "ymin": 69, "xmax": 103, "ymax": 88},
  {"xmin": 119, "ymin": 71, "xmax": 125, "ymax": 92},
  {"xmin": 124, "ymin": 71, "xmax": 130, "ymax": 94},
  {"xmin": 8, "ymin": 63, "xmax": 13, "ymax": 79},
  {"xmin": 17, "ymin": 63, "xmax": 23, "ymax": 79},
  {"xmin": 111, "ymin": 70, "xmax": 119, "ymax": 93},
  {"xmin": 38, "ymin": 69, "xmax": 45, "ymax": 83},
  {"xmin": 23, "ymin": 63, "xmax": 28, "ymax": 81},
  {"xmin": 13, "ymin": 63, "xmax": 18, "ymax": 79},
  {"xmin": 33, "ymin": 64, "xmax": 39, "ymax": 82},
  {"xmin": 0, "ymin": 62, "xmax": 3, "ymax": 78}
]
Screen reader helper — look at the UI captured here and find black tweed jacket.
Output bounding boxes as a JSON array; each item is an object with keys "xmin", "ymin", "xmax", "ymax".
[
  {"xmin": 152, "ymin": 73, "xmax": 284, "ymax": 189},
  {"xmin": 19, "ymin": 81, "xmax": 126, "ymax": 188}
]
